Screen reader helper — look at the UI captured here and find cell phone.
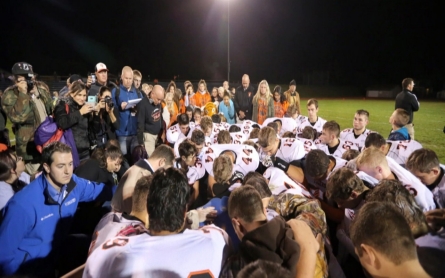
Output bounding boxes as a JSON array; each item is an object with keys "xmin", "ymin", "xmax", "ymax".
[
  {"xmin": 89, "ymin": 72, "xmax": 96, "ymax": 84},
  {"xmin": 88, "ymin": 96, "xmax": 97, "ymax": 104}
]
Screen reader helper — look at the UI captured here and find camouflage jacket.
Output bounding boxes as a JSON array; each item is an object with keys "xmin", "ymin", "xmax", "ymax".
[{"xmin": 1, "ymin": 85, "xmax": 53, "ymax": 160}]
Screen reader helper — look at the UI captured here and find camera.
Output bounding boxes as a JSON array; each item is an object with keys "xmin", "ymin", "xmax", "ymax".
[{"xmin": 104, "ymin": 96, "xmax": 114, "ymax": 109}]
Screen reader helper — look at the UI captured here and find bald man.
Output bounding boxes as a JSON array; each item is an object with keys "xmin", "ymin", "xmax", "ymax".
[
  {"xmin": 137, "ymin": 85, "xmax": 165, "ymax": 156},
  {"xmin": 234, "ymin": 74, "xmax": 255, "ymax": 121},
  {"xmin": 112, "ymin": 66, "xmax": 142, "ymax": 162}
]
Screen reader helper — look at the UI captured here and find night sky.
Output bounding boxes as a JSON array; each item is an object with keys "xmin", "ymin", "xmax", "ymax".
[{"xmin": 1, "ymin": 0, "xmax": 444, "ymax": 88}]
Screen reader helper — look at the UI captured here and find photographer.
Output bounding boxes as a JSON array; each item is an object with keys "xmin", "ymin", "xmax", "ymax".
[
  {"xmin": 54, "ymin": 81, "xmax": 99, "ymax": 161},
  {"xmin": 1, "ymin": 62, "xmax": 53, "ymax": 175},
  {"xmin": 93, "ymin": 86, "xmax": 120, "ymax": 147}
]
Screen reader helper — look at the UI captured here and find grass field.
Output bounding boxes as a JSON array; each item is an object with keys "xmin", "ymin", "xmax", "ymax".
[
  {"xmin": 311, "ymin": 98, "xmax": 445, "ymax": 162},
  {"xmin": 5, "ymin": 98, "xmax": 445, "ymax": 162}
]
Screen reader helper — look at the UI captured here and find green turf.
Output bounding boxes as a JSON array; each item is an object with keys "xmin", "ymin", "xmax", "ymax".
[
  {"xmin": 5, "ymin": 98, "xmax": 445, "ymax": 162},
  {"xmin": 311, "ymin": 98, "xmax": 445, "ymax": 163}
]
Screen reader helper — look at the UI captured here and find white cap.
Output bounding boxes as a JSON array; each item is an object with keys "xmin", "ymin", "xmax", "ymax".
[{"xmin": 95, "ymin": 62, "xmax": 108, "ymax": 72}]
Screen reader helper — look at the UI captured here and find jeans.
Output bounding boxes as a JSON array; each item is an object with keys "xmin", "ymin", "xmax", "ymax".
[{"xmin": 118, "ymin": 135, "xmax": 139, "ymax": 163}]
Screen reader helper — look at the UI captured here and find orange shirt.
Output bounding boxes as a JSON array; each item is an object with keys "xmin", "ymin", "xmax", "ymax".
[
  {"xmin": 168, "ymin": 102, "xmax": 179, "ymax": 127},
  {"xmin": 191, "ymin": 91, "xmax": 211, "ymax": 108},
  {"xmin": 274, "ymin": 100, "xmax": 289, "ymax": 118},
  {"xmin": 257, "ymin": 98, "xmax": 268, "ymax": 125}
]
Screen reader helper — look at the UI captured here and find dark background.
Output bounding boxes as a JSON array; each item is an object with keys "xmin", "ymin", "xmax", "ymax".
[{"xmin": 1, "ymin": 0, "xmax": 444, "ymax": 89}]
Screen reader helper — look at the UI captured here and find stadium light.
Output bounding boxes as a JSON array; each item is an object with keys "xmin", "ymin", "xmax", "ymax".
[{"xmin": 226, "ymin": 0, "xmax": 230, "ymax": 83}]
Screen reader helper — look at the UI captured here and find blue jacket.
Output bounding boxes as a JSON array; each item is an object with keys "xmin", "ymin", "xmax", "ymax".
[
  {"xmin": 112, "ymin": 85, "xmax": 141, "ymax": 136},
  {"xmin": 388, "ymin": 126, "xmax": 410, "ymax": 141},
  {"xmin": 0, "ymin": 174, "xmax": 111, "ymax": 276},
  {"xmin": 219, "ymin": 100, "xmax": 236, "ymax": 124}
]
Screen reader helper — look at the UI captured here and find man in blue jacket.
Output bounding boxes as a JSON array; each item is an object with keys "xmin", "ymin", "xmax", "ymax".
[
  {"xmin": 0, "ymin": 142, "xmax": 112, "ymax": 277},
  {"xmin": 112, "ymin": 66, "xmax": 142, "ymax": 163}
]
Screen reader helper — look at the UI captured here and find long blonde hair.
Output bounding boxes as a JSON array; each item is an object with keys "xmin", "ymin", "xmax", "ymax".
[
  {"xmin": 253, "ymin": 79, "xmax": 272, "ymax": 104},
  {"xmin": 165, "ymin": 92, "xmax": 175, "ymax": 114}
]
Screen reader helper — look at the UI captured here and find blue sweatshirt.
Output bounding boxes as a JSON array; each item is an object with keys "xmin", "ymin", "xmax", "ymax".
[
  {"xmin": 0, "ymin": 174, "xmax": 110, "ymax": 276},
  {"xmin": 112, "ymin": 85, "xmax": 141, "ymax": 136},
  {"xmin": 219, "ymin": 99, "xmax": 236, "ymax": 124},
  {"xmin": 388, "ymin": 126, "xmax": 410, "ymax": 141}
]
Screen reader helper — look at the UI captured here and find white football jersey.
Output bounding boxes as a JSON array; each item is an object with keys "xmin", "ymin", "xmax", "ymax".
[
  {"xmin": 209, "ymin": 123, "xmax": 229, "ymax": 144},
  {"xmin": 264, "ymin": 167, "xmax": 313, "ymax": 198},
  {"xmin": 315, "ymin": 139, "xmax": 359, "ymax": 158},
  {"xmin": 295, "ymin": 137, "xmax": 317, "ymax": 154},
  {"xmin": 166, "ymin": 122, "xmax": 195, "ymax": 144},
  {"xmin": 385, "ymin": 140, "xmax": 422, "ymax": 165},
  {"xmin": 83, "ymin": 226, "xmax": 228, "ymax": 278},
  {"xmin": 386, "ymin": 156, "xmax": 436, "ymax": 211},
  {"xmin": 260, "ymin": 138, "xmax": 305, "ymax": 167},
  {"xmin": 230, "ymin": 131, "xmax": 248, "ymax": 145},
  {"xmin": 339, "ymin": 128, "xmax": 374, "ymax": 151},
  {"xmin": 88, "ymin": 212, "xmax": 144, "ymax": 255},
  {"xmin": 296, "ymin": 116, "xmax": 327, "ymax": 134},
  {"xmin": 202, "ymin": 144, "xmax": 259, "ymax": 177},
  {"xmin": 262, "ymin": 117, "xmax": 298, "ymax": 136},
  {"xmin": 174, "ymin": 158, "xmax": 206, "ymax": 184}
]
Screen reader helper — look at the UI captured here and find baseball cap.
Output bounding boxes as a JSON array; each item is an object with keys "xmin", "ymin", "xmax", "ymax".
[
  {"xmin": 69, "ymin": 74, "xmax": 83, "ymax": 84},
  {"xmin": 12, "ymin": 62, "xmax": 34, "ymax": 78},
  {"xmin": 95, "ymin": 62, "xmax": 108, "ymax": 73}
]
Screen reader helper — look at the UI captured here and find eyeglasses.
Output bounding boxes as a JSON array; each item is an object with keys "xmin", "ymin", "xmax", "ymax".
[{"xmin": 16, "ymin": 156, "xmax": 23, "ymax": 162}]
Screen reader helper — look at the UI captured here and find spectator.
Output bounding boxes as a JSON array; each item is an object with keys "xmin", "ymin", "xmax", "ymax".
[
  {"xmin": 111, "ymin": 144, "xmax": 175, "ymax": 213},
  {"xmin": 0, "ymin": 94, "xmax": 10, "ymax": 147},
  {"xmin": 112, "ymin": 66, "xmax": 141, "ymax": 160},
  {"xmin": 0, "ymin": 146, "xmax": 29, "ymax": 210},
  {"xmin": 234, "ymin": 74, "xmax": 255, "ymax": 121},
  {"xmin": 167, "ymin": 80, "xmax": 181, "ymax": 110},
  {"xmin": 55, "ymin": 81, "xmax": 97, "ymax": 161},
  {"xmin": 388, "ymin": 108, "xmax": 410, "ymax": 140},
  {"xmin": 85, "ymin": 167, "xmax": 229, "ymax": 278},
  {"xmin": 0, "ymin": 142, "xmax": 112, "ymax": 277},
  {"xmin": 211, "ymin": 87, "xmax": 221, "ymax": 107},
  {"xmin": 273, "ymin": 85, "xmax": 288, "ymax": 118},
  {"xmin": 137, "ymin": 85, "xmax": 165, "ymax": 156},
  {"xmin": 59, "ymin": 74, "xmax": 83, "ymax": 98},
  {"xmin": 133, "ymin": 69, "xmax": 142, "ymax": 94},
  {"xmin": 191, "ymin": 79, "xmax": 211, "ymax": 108},
  {"xmin": 1, "ymin": 62, "xmax": 53, "ymax": 175},
  {"xmin": 183, "ymin": 81, "xmax": 196, "ymax": 112},
  {"xmin": 92, "ymin": 86, "xmax": 120, "ymax": 147},
  {"xmin": 284, "ymin": 79, "xmax": 300, "ymax": 113},
  {"xmin": 223, "ymin": 80, "xmax": 230, "ymax": 93},
  {"xmin": 165, "ymin": 92, "xmax": 179, "ymax": 128},
  {"xmin": 395, "ymin": 77, "xmax": 419, "ymax": 139},
  {"xmin": 219, "ymin": 92, "xmax": 236, "ymax": 124},
  {"xmin": 252, "ymin": 80, "xmax": 274, "ymax": 125},
  {"xmin": 218, "ymin": 86, "xmax": 226, "ymax": 101},
  {"xmin": 141, "ymin": 83, "xmax": 153, "ymax": 97},
  {"xmin": 185, "ymin": 105, "xmax": 194, "ymax": 121},
  {"xmin": 350, "ymin": 202, "xmax": 430, "ymax": 278},
  {"xmin": 88, "ymin": 62, "xmax": 110, "ymax": 97}
]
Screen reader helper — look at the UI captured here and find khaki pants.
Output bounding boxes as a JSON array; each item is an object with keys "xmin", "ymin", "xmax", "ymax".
[
  {"xmin": 143, "ymin": 133, "xmax": 158, "ymax": 157},
  {"xmin": 406, "ymin": 123, "xmax": 414, "ymax": 140}
]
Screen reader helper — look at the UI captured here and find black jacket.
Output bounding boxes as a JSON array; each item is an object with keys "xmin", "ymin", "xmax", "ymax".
[
  {"xmin": 92, "ymin": 108, "xmax": 120, "ymax": 146},
  {"xmin": 395, "ymin": 90, "xmax": 419, "ymax": 124},
  {"xmin": 234, "ymin": 85, "xmax": 255, "ymax": 120},
  {"xmin": 54, "ymin": 97, "xmax": 92, "ymax": 159},
  {"xmin": 136, "ymin": 97, "xmax": 163, "ymax": 145}
]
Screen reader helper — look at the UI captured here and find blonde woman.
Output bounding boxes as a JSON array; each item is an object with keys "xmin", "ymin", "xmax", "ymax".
[
  {"xmin": 165, "ymin": 92, "xmax": 178, "ymax": 128},
  {"xmin": 252, "ymin": 80, "xmax": 274, "ymax": 125}
]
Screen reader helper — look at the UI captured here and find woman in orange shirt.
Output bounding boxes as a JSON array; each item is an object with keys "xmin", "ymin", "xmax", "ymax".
[
  {"xmin": 273, "ymin": 85, "xmax": 289, "ymax": 118},
  {"xmin": 191, "ymin": 79, "xmax": 211, "ymax": 108},
  {"xmin": 252, "ymin": 80, "xmax": 274, "ymax": 125}
]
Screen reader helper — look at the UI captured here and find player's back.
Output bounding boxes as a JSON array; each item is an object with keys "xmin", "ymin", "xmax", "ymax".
[{"xmin": 83, "ymin": 226, "xmax": 228, "ymax": 278}]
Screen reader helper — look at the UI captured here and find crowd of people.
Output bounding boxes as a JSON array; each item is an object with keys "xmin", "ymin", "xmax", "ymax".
[{"xmin": 0, "ymin": 61, "xmax": 444, "ymax": 278}]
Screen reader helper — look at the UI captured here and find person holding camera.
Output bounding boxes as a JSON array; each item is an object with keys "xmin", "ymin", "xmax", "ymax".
[
  {"xmin": 92, "ymin": 86, "xmax": 120, "ymax": 148},
  {"xmin": 54, "ymin": 81, "xmax": 100, "ymax": 161},
  {"xmin": 1, "ymin": 62, "xmax": 53, "ymax": 175}
]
